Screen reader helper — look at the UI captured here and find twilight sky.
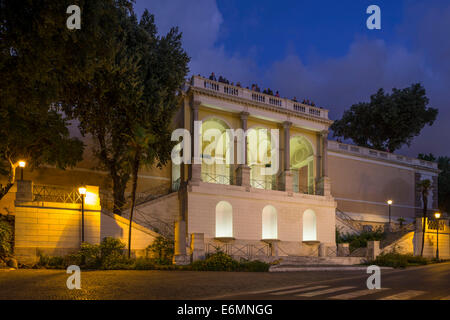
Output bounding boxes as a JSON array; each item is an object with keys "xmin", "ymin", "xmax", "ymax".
[{"xmin": 134, "ymin": 0, "xmax": 450, "ymax": 158}]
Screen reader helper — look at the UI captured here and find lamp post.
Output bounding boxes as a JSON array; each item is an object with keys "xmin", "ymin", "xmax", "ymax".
[
  {"xmin": 18, "ymin": 160, "xmax": 26, "ymax": 180},
  {"xmin": 78, "ymin": 186, "xmax": 87, "ymax": 243},
  {"xmin": 387, "ymin": 200, "xmax": 393, "ymax": 226},
  {"xmin": 434, "ymin": 212, "xmax": 441, "ymax": 260}
]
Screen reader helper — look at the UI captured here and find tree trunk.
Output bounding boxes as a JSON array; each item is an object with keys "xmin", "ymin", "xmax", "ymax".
[
  {"xmin": 420, "ymin": 194, "xmax": 428, "ymax": 257},
  {"xmin": 0, "ymin": 182, "xmax": 14, "ymax": 201},
  {"xmin": 128, "ymin": 155, "xmax": 140, "ymax": 259},
  {"xmin": 112, "ymin": 178, "xmax": 127, "ymax": 215}
]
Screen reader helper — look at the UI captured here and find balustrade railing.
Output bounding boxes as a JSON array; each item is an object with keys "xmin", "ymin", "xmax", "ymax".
[
  {"xmin": 33, "ymin": 184, "xmax": 82, "ymax": 204},
  {"xmin": 328, "ymin": 140, "xmax": 438, "ymax": 169},
  {"xmin": 250, "ymin": 179, "xmax": 273, "ymax": 190},
  {"xmin": 201, "ymin": 172, "xmax": 232, "ymax": 185},
  {"xmin": 206, "ymin": 242, "xmax": 270, "ymax": 258},
  {"xmin": 190, "ymin": 76, "xmax": 329, "ymax": 119}
]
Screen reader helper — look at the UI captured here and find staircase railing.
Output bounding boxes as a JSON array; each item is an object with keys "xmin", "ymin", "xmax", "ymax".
[{"xmin": 335, "ymin": 208, "xmax": 364, "ymax": 234}]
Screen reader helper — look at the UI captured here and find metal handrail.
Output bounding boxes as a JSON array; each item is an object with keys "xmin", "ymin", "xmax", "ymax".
[
  {"xmin": 33, "ymin": 184, "xmax": 82, "ymax": 204},
  {"xmin": 250, "ymin": 179, "xmax": 273, "ymax": 190},
  {"xmin": 201, "ymin": 172, "xmax": 232, "ymax": 185}
]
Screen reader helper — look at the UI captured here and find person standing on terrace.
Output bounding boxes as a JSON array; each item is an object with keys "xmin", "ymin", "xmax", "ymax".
[{"xmin": 209, "ymin": 72, "xmax": 216, "ymax": 81}]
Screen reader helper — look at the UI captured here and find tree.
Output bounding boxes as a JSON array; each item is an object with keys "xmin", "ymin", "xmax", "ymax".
[
  {"xmin": 63, "ymin": 9, "xmax": 189, "ymax": 219},
  {"xmin": 418, "ymin": 153, "xmax": 450, "ymax": 214},
  {"xmin": 124, "ymin": 11, "xmax": 188, "ymax": 256},
  {"xmin": 331, "ymin": 84, "xmax": 438, "ymax": 152},
  {"xmin": 0, "ymin": 1, "xmax": 129, "ymax": 198},
  {"xmin": 437, "ymin": 156, "xmax": 450, "ymax": 214},
  {"xmin": 417, "ymin": 179, "xmax": 431, "ymax": 256}
]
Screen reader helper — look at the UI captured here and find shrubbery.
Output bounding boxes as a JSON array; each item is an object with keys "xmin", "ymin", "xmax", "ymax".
[
  {"xmin": 146, "ymin": 236, "xmax": 174, "ymax": 265},
  {"xmin": 336, "ymin": 227, "xmax": 385, "ymax": 252},
  {"xmin": 37, "ymin": 241, "xmax": 270, "ymax": 272},
  {"xmin": 369, "ymin": 252, "xmax": 429, "ymax": 268},
  {"xmin": 0, "ymin": 215, "xmax": 14, "ymax": 258},
  {"xmin": 38, "ymin": 237, "xmax": 131, "ymax": 270},
  {"xmin": 191, "ymin": 252, "xmax": 270, "ymax": 272}
]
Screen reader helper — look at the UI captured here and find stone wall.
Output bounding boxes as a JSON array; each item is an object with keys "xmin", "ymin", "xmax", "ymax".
[{"xmin": 13, "ymin": 181, "xmax": 158, "ymax": 263}]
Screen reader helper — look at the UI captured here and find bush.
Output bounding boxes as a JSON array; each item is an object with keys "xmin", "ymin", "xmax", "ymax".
[
  {"xmin": 336, "ymin": 227, "xmax": 385, "ymax": 252},
  {"xmin": 370, "ymin": 253, "xmax": 429, "ymax": 268},
  {"xmin": 0, "ymin": 216, "xmax": 13, "ymax": 257},
  {"xmin": 239, "ymin": 260, "xmax": 270, "ymax": 272},
  {"xmin": 191, "ymin": 252, "xmax": 269, "ymax": 272},
  {"xmin": 146, "ymin": 236, "xmax": 174, "ymax": 265},
  {"xmin": 37, "ymin": 237, "xmax": 131, "ymax": 270}
]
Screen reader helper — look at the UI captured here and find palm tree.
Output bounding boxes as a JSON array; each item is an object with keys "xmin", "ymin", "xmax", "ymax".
[
  {"xmin": 124, "ymin": 125, "xmax": 156, "ymax": 258},
  {"xmin": 417, "ymin": 179, "xmax": 431, "ymax": 256}
]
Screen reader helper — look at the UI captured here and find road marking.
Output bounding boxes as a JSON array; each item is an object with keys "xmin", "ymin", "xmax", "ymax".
[
  {"xmin": 270, "ymin": 285, "xmax": 329, "ymax": 296},
  {"xmin": 379, "ymin": 290, "xmax": 426, "ymax": 300},
  {"xmin": 296, "ymin": 286, "xmax": 355, "ymax": 297},
  {"xmin": 331, "ymin": 288, "xmax": 390, "ymax": 300},
  {"xmin": 247, "ymin": 284, "xmax": 309, "ymax": 295}
]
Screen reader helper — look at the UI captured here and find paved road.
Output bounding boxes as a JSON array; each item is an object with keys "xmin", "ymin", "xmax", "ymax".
[
  {"xmin": 0, "ymin": 262, "xmax": 449, "ymax": 300},
  {"xmin": 218, "ymin": 262, "xmax": 450, "ymax": 300}
]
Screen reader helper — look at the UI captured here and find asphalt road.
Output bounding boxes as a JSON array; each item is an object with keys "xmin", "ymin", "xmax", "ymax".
[
  {"xmin": 0, "ymin": 262, "xmax": 449, "ymax": 300},
  {"xmin": 218, "ymin": 262, "xmax": 450, "ymax": 300}
]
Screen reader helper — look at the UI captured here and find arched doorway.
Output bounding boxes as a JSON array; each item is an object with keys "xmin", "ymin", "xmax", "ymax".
[
  {"xmin": 290, "ymin": 136, "xmax": 314, "ymax": 194},
  {"xmin": 201, "ymin": 118, "xmax": 232, "ymax": 185},
  {"xmin": 247, "ymin": 127, "xmax": 275, "ymax": 189}
]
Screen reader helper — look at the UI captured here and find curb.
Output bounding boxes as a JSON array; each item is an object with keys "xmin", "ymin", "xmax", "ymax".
[{"xmin": 270, "ymin": 266, "xmax": 393, "ymax": 272}]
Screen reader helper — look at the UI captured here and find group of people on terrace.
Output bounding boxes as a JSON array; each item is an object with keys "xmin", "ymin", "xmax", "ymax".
[{"xmin": 206, "ymin": 72, "xmax": 317, "ymax": 107}]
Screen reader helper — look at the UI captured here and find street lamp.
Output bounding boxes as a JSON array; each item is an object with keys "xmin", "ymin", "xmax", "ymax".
[
  {"xmin": 434, "ymin": 212, "xmax": 441, "ymax": 260},
  {"xmin": 78, "ymin": 186, "xmax": 87, "ymax": 243},
  {"xmin": 387, "ymin": 200, "xmax": 393, "ymax": 225},
  {"xmin": 18, "ymin": 160, "xmax": 26, "ymax": 180}
]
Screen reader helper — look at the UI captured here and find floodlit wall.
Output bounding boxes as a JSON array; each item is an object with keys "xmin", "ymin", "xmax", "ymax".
[
  {"xmin": 328, "ymin": 141, "xmax": 439, "ymax": 224},
  {"xmin": 13, "ymin": 181, "xmax": 158, "ymax": 263}
]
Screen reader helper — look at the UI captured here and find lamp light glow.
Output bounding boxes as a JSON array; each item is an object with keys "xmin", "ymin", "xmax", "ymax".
[
  {"xmin": 387, "ymin": 200, "xmax": 393, "ymax": 205},
  {"xmin": 78, "ymin": 186, "xmax": 87, "ymax": 195},
  {"xmin": 435, "ymin": 212, "xmax": 441, "ymax": 219},
  {"xmin": 18, "ymin": 161, "xmax": 26, "ymax": 168}
]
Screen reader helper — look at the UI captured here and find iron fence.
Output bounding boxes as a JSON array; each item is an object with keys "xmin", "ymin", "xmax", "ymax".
[
  {"xmin": 33, "ymin": 184, "xmax": 82, "ymax": 204},
  {"xmin": 206, "ymin": 242, "xmax": 270, "ymax": 259},
  {"xmin": 201, "ymin": 172, "xmax": 232, "ymax": 185}
]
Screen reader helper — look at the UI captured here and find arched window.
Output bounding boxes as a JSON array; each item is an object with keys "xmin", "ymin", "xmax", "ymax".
[
  {"xmin": 201, "ymin": 118, "xmax": 232, "ymax": 185},
  {"xmin": 302, "ymin": 209, "xmax": 317, "ymax": 241},
  {"xmin": 262, "ymin": 205, "xmax": 278, "ymax": 239},
  {"xmin": 215, "ymin": 201, "xmax": 233, "ymax": 237},
  {"xmin": 290, "ymin": 136, "xmax": 314, "ymax": 194},
  {"xmin": 247, "ymin": 127, "xmax": 275, "ymax": 190}
]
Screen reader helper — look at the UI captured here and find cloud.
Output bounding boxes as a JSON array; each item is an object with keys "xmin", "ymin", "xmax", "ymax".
[
  {"xmin": 134, "ymin": 0, "xmax": 258, "ymax": 82},
  {"xmin": 135, "ymin": 0, "xmax": 450, "ymax": 157}
]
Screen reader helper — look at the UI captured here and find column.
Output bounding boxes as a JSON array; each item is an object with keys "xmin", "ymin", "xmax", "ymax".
[
  {"xmin": 321, "ymin": 130, "xmax": 329, "ymax": 177},
  {"xmin": 235, "ymin": 112, "xmax": 251, "ymax": 187},
  {"xmin": 283, "ymin": 121, "xmax": 292, "ymax": 192},
  {"xmin": 316, "ymin": 130, "xmax": 331, "ymax": 196},
  {"xmin": 190, "ymin": 100, "xmax": 201, "ymax": 184}
]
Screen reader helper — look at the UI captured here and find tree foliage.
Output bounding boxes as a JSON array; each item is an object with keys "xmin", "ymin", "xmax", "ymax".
[
  {"xmin": 331, "ymin": 84, "xmax": 438, "ymax": 152},
  {"xmin": 0, "ymin": 1, "xmax": 132, "ymax": 198},
  {"xmin": 62, "ymin": 8, "xmax": 189, "ymax": 217},
  {"xmin": 418, "ymin": 153, "xmax": 450, "ymax": 214}
]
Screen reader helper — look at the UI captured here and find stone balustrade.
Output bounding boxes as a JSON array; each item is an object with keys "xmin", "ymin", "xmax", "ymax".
[
  {"xmin": 327, "ymin": 140, "xmax": 438, "ymax": 170},
  {"xmin": 189, "ymin": 76, "xmax": 329, "ymax": 120}
]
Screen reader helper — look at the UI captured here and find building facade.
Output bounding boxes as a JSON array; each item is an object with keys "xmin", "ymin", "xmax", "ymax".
[{"xmin": 0, "ymin": 75, "xmax": 440, "ymax": 261}]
